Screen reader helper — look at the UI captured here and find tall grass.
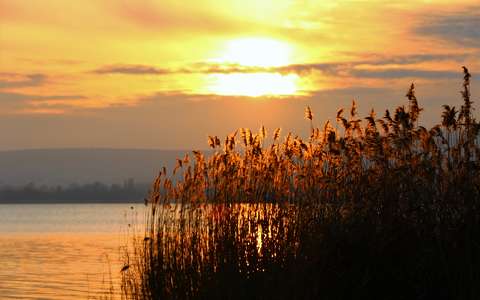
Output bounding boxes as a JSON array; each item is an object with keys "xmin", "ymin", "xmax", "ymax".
[{"xmin": 121, "ymin": 67, "xmax": 480, "ymax": 299}]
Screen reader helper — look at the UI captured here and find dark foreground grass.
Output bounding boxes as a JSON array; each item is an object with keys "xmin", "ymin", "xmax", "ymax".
[{"xmin": 120, "ymin": 67, "xmax": 480, "ymax": 300}]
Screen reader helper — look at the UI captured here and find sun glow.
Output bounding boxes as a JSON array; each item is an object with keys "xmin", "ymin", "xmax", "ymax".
[
  {"xmin": 209, "ymin": 73, "xmax": 298, "ymax": 97},
  {"xmin": 218, "ymin": 38, "xmax": 292, "ymax": 67},
  {"xmin": 209, "ymin": 38, "xmax": 298, "ymax": 96}
]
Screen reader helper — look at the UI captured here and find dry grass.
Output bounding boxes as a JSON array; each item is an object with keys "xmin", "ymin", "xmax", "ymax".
[{"xmin": 121, "ymin": 67, "xmax": 480, "ymax": 300}]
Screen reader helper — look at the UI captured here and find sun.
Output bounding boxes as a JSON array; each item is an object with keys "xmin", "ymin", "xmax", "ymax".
[{"xmin": 208, "ymin": 37, "xmax": 298, "ymax": 96}]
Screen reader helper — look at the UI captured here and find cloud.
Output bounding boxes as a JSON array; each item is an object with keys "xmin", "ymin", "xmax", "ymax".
[
  {"xmin": 92, "ymin": 64, "xmax": 170, "ymax": 75},
  {"xmin": 30, "ymin": 95, "xmax": 87, "ymax": 101},
  {"xmin": 0, "ymin": 91, "xmax": 86, "ymax": 114},
  {"xmin": 361, "ymin": 53, "xmax": 471, "ymax": 65},
  {"xmin": 416, "ymin": 7, "xmax": 480, "ymax": 47},
  {"xmin": 0, "ymin": 73, "xmax": 47, "ymax": 89},
  {"xmin": 271, "ymin": 54, "xmax": 470, "ymax": 77},
  {"xmin": 92, "ymin": 63, "xmax": 272, "ymax": 76},
  {"xmin": 121, "ymin": 86, "xmax": 398, "ymax": 110},
  {"xmin": 350, "ymin": 69, "xmax": 460, "ymax": 79},
  {"xmin": 92, "ymin": 52, "xmax": 469, "ymax": 80},
  {"xmin": 0, "ymin": 72, "xmax": 88, "ymax": 114},
  {"xmin": 132, "ymin": 90, "xmax": 305, "ymax": 106},
  {"xmin": 179, "ymin": 63, "xmax": 346, "ymax": 76},
  {"xmin": 91, "ymin": 63, "xmax": 304, "ymax": 76},
  {"xmin": 0, "ymin": 91, "xmax": 30, "ymax": 102}
]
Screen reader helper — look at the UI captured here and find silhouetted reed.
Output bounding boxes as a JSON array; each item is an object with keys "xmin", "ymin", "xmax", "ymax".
[{"xmin": 121, "ymin": 67, "xmax": 479, "ymax": 300}]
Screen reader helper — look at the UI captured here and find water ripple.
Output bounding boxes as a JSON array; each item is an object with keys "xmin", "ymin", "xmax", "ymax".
[{"xmin": 0, "ymin": 204, "xmax": 146, "ymax": 299}]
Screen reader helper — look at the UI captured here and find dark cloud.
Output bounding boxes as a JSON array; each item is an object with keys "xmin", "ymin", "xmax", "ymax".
[
  {"xmin": 181, "ymin": 64, "xmax": 271, "ymax": 75},
  {"xmin": 364, "ymin": 53, "xmax": 471, "ymax": 65},
  {"xmin": 132, "ymin": 91, "xmax": 304, "ymax": 105},
  {"xmin": 180, "ymin": 63, "xmax": 348, "ymax": 76},
  {"xmin": 274, "ymin": 63, "xmax": 348, "ymax": 76},
  {"xmin": 30, "ymin": 94, "xmax": 86, "ymax": 101},
  {"xmin": 92, "ymin": 51, "xmax": 469, "ymax": 80},
  {"xmin": 277, "ymin": 59, "xmax": 470, "ymax": 81},
  {"xmin": 0, "ymin": 92, "xmax": 34, "ymax": 113},
  {"xmin": 123, "ymin": 86, "xmax": 395, "ymax": 109},
  {"xmin": 2, "ymin": 78, "xmax": 474, "ymax": 149},
  {"xmin": 0, "ymin": 91, "xmax": 86, "ymax": 114},
  {"xmin": 92, "ymin": 64, "xmax": 170, "ymax": 75},
  {"xmin": 192, "ymin": 57, "xmax": 467, "ymax": 79},
  {"xmin": 0, "ymin": 73, "xmax": 47, "ymax": 89},
  {"xmin": 416, "ymin": 7, "xmax": 480, "ymax": 47},
  {"xmin": 0, "ymin": 92, "xmax": 30, "ymax": 102},
  {"xmin": 92, "ymin": 63, "xmax": 289, "ymax": 76},
  {"xmin": 272, "ymin": 54, "xmax": 469, "ymax": 77},
  {"xmin": 350, "ymin": 69, "xmax": 460, "ymax": 79}
]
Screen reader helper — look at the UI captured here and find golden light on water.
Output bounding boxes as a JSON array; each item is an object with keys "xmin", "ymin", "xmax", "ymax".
[{"xmin": 208, "ymin": 38, "xmax": 299, "ymax": 96}]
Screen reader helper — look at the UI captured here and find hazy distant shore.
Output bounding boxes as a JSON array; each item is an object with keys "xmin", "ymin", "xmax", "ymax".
[
  {"xmin": 0, "ymin": 148, "xmax": 189, "ymax": 204},
  {"xmin": 0, "ymin": 181, "xmax": 149, "ymax": 204}
]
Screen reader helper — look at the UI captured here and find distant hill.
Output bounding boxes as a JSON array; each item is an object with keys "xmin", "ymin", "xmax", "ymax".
[{"xmin": 0, "ymin": 148, "xmax": 189, "ymax": 187}]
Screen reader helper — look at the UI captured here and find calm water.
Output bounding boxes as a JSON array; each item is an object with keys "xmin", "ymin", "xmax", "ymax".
[{"xmin": 0, "ymin": 203, "xmax": 146, "ymax": 299}]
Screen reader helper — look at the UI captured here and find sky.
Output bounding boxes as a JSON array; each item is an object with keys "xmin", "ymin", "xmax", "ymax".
[{"xmin": 0, "ymin": 0, "xmax": 479, "ymax": 150}]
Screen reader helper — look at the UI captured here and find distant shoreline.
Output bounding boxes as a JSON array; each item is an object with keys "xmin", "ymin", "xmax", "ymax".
[{"xmin": 0, "ymin": 200, "xmax": 145, "ymax": 204}]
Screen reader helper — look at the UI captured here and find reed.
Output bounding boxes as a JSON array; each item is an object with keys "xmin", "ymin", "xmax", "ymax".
[{"xmin": 121, "ymin": 67, "xmax": 480, "ymax": 300}]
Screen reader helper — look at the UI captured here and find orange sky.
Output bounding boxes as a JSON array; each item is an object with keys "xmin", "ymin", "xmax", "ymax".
[{"xmin": 0, "ymin": 0, "xmax": 479, "ymax": 150}]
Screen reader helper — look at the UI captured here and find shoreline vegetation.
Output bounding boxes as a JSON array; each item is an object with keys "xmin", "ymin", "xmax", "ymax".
[
  {"xmin": 121, "ymin": 68, "xmax": 479, "ymax": 299},
  {"xmin": 0, "ymin": 180, "xmax": 149, "ymax": 203}
]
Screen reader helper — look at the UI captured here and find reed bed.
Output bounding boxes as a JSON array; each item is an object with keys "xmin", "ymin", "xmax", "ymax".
[{"xmin": 121, "ymin": 67, "xmax": 480, "ymax": 300}]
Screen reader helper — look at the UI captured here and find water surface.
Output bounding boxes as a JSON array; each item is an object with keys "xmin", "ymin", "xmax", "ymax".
[{"xmin": 0, "ymin": 203, "xmax": 146, "ymax": 299}]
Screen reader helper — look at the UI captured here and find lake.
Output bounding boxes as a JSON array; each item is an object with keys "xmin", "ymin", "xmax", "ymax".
[{"xmin": 0, "ymin": 203, "xmax": 146, "ymax": 299}]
